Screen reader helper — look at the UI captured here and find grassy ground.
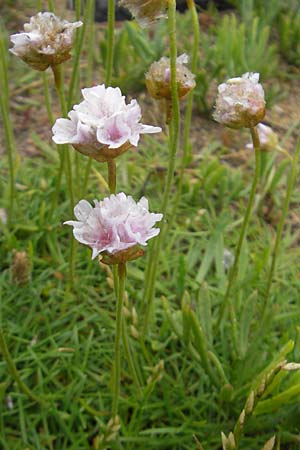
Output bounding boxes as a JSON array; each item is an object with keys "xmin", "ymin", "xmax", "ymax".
[{"xmin": 1, "ymin": 1, "xmax": 300, "ymax": 449}]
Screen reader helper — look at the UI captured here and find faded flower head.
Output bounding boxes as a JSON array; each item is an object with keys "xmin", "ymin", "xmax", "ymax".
[
  {"xmin": 10, "ymin": 12, "xmax": 82, "ymax": 71},
  {"xmin": 11, "ymin": 250, "xmax": 31, "ymax": 285},
  {"xmin": 246, "ymin": 123, "xmax": 278, "ymax": 152},
  {"xmin": 146, "ymin": 53, "xmax": 196, "ymax": 100},
  {"xmin": 52, "ymin": 84, "xmax": 161, "ymax": 162},
  {"xmin": 119, "ymin": 0, "xmax": 168, "ymax": 27},
  {"xmin": 64, "ymin": 193, "xmax": 163, "ymax": 263},
  {"xmin": 213, "ymin": 72, "xmax": 265, "ymax": 129}
]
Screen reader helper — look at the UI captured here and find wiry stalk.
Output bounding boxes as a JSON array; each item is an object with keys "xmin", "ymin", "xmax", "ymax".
[{"xmin": 142, "ymin": 0, "xmax": 180, "ymax": 337}]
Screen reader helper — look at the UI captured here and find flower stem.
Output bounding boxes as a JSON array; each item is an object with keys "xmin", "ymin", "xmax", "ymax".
[
  {"xmin": 142, "ymin": 0, "xmax": 180, "ymax": 337},
  {"xmin": 51, "ymin": 64, "xmax": 76, "ymax": 290},
  {"xmin": 169, "ymin": 0, "xmax": 200, "ymax": 228},
  {"xmin": 108, "ymin": 160, "xmax": 117, "ymax": 194},
  {"xmin": 112, "ymin": 262, "xmax": 126, "ymax": 417},
  {"xmin": 217, "ymin": 127, "xmax": 261, "ymax": 330},
  {"xmin": 261, "ymin": 141, "xmax": 300, "ymax": 321},
  {"xmin": 0, "ymin": 28, "xmax": 17, "ymax": 226},
  {"xmin": 105, "ymin": 0, "xmax": 115, "ymax": 86},
  {"xmin": 0, "ymin": 329, "xmax": 42, "ymax": 404}
]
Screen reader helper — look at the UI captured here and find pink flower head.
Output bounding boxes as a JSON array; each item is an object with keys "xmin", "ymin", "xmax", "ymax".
[
  {"xmin": 10, "ymin": 12, "xmax": 82, "ymax": 71},
  {"xmin": 52, "ymin": 85, "xmax": 161, "ymax": 162},
  {"xmin": 146, "ymin": 53, "xmax": 196, "ymax": 100},
  {"xmin": 213, "ymin": 72, "xmax": 266, "ymax": 129},
  {"xmin": 64, "ymin": 193, "xmax": 163, "ymax": 262},
  {"xmin": 246, "ymin": 123, "xmax": 278, "ymax": 152}
]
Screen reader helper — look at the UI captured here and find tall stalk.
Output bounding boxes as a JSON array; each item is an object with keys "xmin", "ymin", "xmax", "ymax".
[
  {"xmin": 142, "ymin": 0, "xmax": 180, "ymax": 337},
  {"xmin": 0, "ymin": 27, "xmax": 17, "ymax": 225},
  {"xmin": 259, "ymin": 141, "xmax": 300, "ymax": 329},
  {"xmin": 112, "ymin": 263, "xmax": 126, "ymax": 417},
  {"xmin": 170, "ymin": 0, "xmax": 200, "ymax": 226},
  {"xmin": 217, "ymin": 127, "xmax": 261, "ymax": 334},
  {"xmin": 51, "ymin": 64, "xmax": 76, "ymax": 289},
  {"xmin": 106, "ymin": 0, "xmax": 115, "ymax": 86}
]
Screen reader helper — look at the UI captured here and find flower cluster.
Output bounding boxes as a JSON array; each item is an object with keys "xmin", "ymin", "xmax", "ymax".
[
  {"xmin": 146, "ymin": 53, "xmax": 196, "ymax": 100},
  {"xmin": 52, "ymin": 85, "xmax": 161, "ymax": 161},
  {"xmin": 119, "ymin": 0, "xmax": 168, "ymax": 27},
  {"xmin": 213, "ymin": 72, "xmax": 265, "ymax": 129},
  {"xmin": 64, "ymin": 193, "xmax": 163, "ymax": 262},
  {"xmin": 10, "ymin": 12, "xmax": 82, "ymax": 71}
]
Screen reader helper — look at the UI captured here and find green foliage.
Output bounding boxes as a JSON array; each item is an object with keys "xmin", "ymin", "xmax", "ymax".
[
  {"xmin": 100, "ymin": 21, "xmax": 166, "ymax": 93},
  {"xmin": 276, "ymin": 5, "xmax": 300, "ymax": 66}
]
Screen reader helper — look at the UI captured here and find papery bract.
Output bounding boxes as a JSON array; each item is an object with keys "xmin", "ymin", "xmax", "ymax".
[
  {"xmin": 213, "ymin": 72, "xmax": 266, "ymax": 129},
  {"xmin": 246, "ymin": 123, "xmax": 278, "ymax": 152},
  {"xmin": 52, "ymin": 85, "xmax": 161, "ymax": 162},
  {"xmin": 10, "ymin": 12, "xmax": 82, "ymax": 71},
  {"xmin": 146, "ymin": 53, "xmax": 196, "ymax": 100},
  {"xmin": 119, "ymin": 0, "xmax": 168, "ymax": 27},
  {"xmin": 64, "ymin": 193, "xmax": 163, "ymax": 261}
]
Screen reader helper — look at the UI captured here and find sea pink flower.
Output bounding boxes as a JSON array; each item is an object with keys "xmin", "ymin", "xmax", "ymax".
[
  {"xmin": 64, "ymin": 193, "xmax": 163, "ymax": 262},
  {"xmin": 10, "ymin": 12, "xmax": 82, "ymax": 71},
  {"xmin": 52, "ymin": 85, "xmax": 162, "ymax": 162},
  {"xmin": 118, "ymin": 0, "xmax": 168, "ymax": 27},
  {"xmin": 213, "ymin": 72, "xmax": 265, "ymax": 129},
  {"xmin": 146, "ymin": 53, "xmax": 196, "ymax": 100},
  {"xmin": 246, "ymin": 123, "xmax": 278, "ymax": 152}
]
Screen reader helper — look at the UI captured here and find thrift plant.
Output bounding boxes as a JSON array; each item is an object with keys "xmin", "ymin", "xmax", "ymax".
[{"xmin": 1, "ymin": 0, "xmax": 300, "ymax": 449}]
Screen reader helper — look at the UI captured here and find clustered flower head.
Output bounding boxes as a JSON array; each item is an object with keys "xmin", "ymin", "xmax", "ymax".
[
  {"xmin": 246, "ymin": 123, "xmax": 278, "ymax": 152},
  {"xmin": 118, "ymin": 0, "xmax": 168, "ymax": 27},
  {"xmin": 10, "ymin": 12, "xmax": 82, "ymax": 71},
  {"xmin": 146, "ymin": 53, "xmax": 196, "ymax": 100},
  {"xmin": 64, "ymin": 193, "xmax": 163, "ymax": 263},
  {"xmin": 52, "ymin": 84, "xmax": 161, "ymax": 162},
  {"xmin": 213, "ymin": 72, "xmax": 266, "ymax": 129}
]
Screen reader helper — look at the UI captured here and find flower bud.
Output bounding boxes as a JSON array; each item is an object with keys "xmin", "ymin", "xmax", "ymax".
[
  {"xmin": 10, "ymin": 12, "xmax": 82, "ymax": 71},
  {"xmin": 246, "ymin": 123, "xmax": 278, "ymax": 152},
  {"xmin": 146, "ymin": 53, "xmax": 196, "ymax": 100},
  {"xmin": 119, "ymin": 0, "xmax": 168, "ymax": 27},
  {"xmin": 213, "ymin": 72, "xmax": 266, "ymax": 129}
]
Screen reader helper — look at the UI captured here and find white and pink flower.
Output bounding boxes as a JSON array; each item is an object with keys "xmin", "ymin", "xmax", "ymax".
[
  {"xmin": 213, "ymin": 72, "xmax": 266, "ymax": 129},
  {"xmin": 64, "ymin": 193, "xmax": 163, "ymax": 262},
  {"xmin": 52, "ymin": 85, "xmax": 162, "ymax": 161},
  {"xmin": 10, "ymin": 12, "xmax": 82, "ymax": 71}
]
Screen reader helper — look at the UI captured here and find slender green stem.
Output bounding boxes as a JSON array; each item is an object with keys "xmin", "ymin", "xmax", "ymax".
[
  {"xmin": 51, "ymin": 64, "xmax": 76, "ymax": 290},
  {"xmin": 51, "ymin": 65, "xmax": 74, "ymax": 208},
  {"xmin": 68, "ymin": 0, "xmax": 94, "ymax": 108},
  {"xmin": 0, "ymin": 28, "xmax": 17, "ymax": 225},
  {"xmin": 121, "ymin": 319, "xmax": 142, "ymax": 397},
  {"xmin": 112, "ymin": 263, "xmax": 126, "ymax": 417},
  {"xmin": 142, "ymin": 0, "xmax": 180, "ymax": 337},
  {"xmin": 106, "ymin": 0, "xmax": 115, "ymax": 85},
  {"xmin": 169, "ymin": 0, "xmax": 200, "ymax": 228},
  {"xmin": 0, "ymin": 329, "xmax": 42, "ymax": 404},
  {"xmin": 217, "ymin": 127, "xmax": 261, "ymax": 328},
  {"xmin": 42, "ymin": 71, "xmax": 54, "ymax": 125},
  {"xmin": 107, "ymin": 160, "xmax": 117, "ymax": 194},
  {"xmin": 261, "ymin": 141, "xmax": 300, "ymax": 319},
  {"xmin": 82, "ymin": 158, "xmax": 93, "ymax": 197}
]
